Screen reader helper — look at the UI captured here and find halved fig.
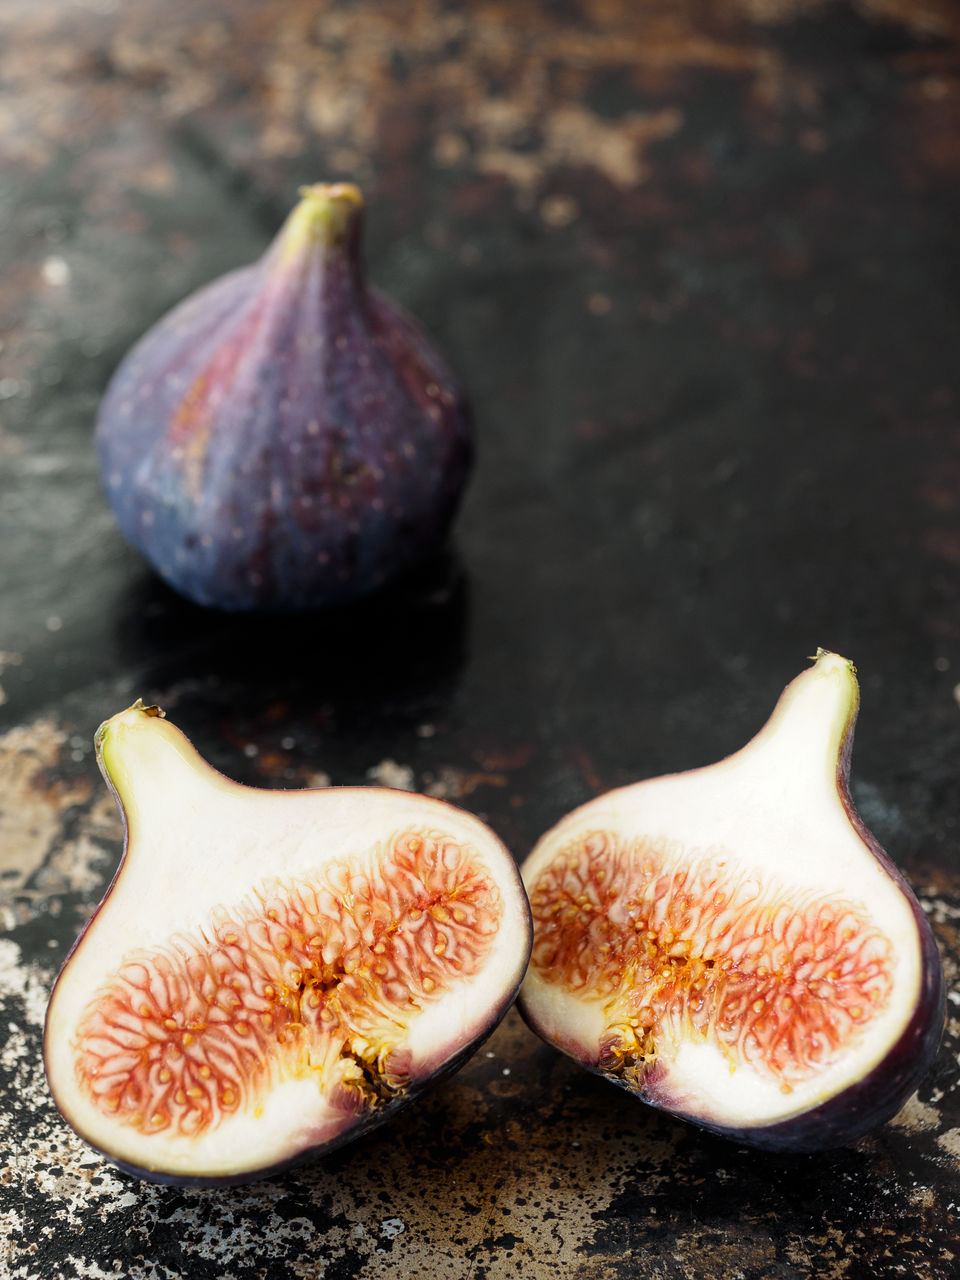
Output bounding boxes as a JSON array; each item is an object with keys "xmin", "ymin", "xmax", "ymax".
[
  {"xmin": 45, "ymin": 704, "xmax": 531, "ymax": 1185},
  {"xmin": 519, "ymin": 651, "xmax": 944, "ymax": 1151}
]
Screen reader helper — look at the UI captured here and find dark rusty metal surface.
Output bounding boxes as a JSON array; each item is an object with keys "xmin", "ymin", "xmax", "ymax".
[{"xmin": 2, "ymin": 0, "xmax": 960, "ymax": 1275}]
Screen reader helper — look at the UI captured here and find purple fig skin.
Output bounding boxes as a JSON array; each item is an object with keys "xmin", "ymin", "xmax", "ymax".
[{"xmin": 95, "ymin": 184, "xmax": 473, "ymax": 611}]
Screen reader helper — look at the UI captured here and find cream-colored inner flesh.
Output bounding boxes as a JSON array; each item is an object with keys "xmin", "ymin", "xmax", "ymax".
[
  {"xmin": 47, "ymin": 718, "xmax": 528, "ymax": 1178},
  {"xmin": 522, "ymin": 661, "xmax": 921, "ymax": 1129}
]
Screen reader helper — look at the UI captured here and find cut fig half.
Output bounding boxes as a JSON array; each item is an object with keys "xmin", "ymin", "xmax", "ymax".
[
  {"xmin": 519, "ymin": 651, "xmax": 944, "ymax": 1152},
  {"xmin": 45, "ymin": 704, "xmax": 531, "ymax": 1185}
]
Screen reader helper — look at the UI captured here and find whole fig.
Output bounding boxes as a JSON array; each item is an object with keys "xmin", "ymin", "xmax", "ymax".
[{"xmin": 96, "ymin": 184, "xmax": 473, "ymax": 610}]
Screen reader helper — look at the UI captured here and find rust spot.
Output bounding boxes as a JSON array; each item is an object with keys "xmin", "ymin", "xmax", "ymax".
[{"xmin": 0, "ymin": 719, "xmax": 93, "ymax": 895}]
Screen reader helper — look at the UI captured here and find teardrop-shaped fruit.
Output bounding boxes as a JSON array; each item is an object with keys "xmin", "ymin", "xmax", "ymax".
[
  {"xmin": 45, "ymin": 704, "xmax": 530, "ymax": 1184},
  {"xmin": 95, "ymin": 183, "xmax": 473, "ymax": 611},
  {"xmin": 518, "ymin": 651, "xmax": 944, "ymax": 1151}
]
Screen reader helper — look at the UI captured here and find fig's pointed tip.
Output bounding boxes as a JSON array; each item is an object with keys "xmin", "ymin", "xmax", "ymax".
[
  {"xmin": 95, "ymin": 700, "xmax": 166, "ymax": 753},
  {"xmin": 133, "ymin": 700, "xmax": 166, "ymax": 719},
  {"xmin": 809, "ymin": 648, "xmax": 857, "ymax": 676},
  {"xmin": 297, "ymin": 181, "xmax": 364, "ymax": 209},
  {"xmin": 278, "ymin": 182, "xmax": 366, "ymax": 259},
  {"xmin": 118, "ymin": 698, "xmax": 165, "ymax": 720}
]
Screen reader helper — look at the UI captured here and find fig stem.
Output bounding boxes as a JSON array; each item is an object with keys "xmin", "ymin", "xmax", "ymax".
[{"xmin": 278, "ymin": 183, "xmax": 365, "ymax": 258}]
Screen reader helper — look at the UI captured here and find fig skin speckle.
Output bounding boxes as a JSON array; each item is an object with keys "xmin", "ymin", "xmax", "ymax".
[{"xmin": 95, "ymin": 184, "xmax": 473, "ymax": 611}]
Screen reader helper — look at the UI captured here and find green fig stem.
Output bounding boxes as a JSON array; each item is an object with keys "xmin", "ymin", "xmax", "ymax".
[{"xmin": 277, "ymin": 183, "xmax": 365, "ymax": 261}]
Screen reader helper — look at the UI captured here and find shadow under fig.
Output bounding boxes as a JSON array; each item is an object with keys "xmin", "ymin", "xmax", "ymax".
[{"xmin": 108, "ymin": 545, "xmax": 471, "ymax": 732}]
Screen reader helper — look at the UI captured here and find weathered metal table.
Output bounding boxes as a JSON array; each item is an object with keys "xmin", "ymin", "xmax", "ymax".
[{"xmin": 2, "ymin": 1, "xmax": 959, "ymax": 1275}]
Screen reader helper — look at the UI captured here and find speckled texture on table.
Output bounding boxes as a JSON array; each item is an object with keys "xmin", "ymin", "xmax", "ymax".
[{"xmin": 2, "ymin": 0, "xmax": 960, "ymax": 1276}]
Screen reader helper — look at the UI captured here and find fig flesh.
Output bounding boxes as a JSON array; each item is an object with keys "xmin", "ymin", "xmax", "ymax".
[
  {"xmin": 44, "ymin": 704, "xmax": 530, "ymax": 1184},
  {"xmin": 95, "ymin": 183, "xmax": 473, "ymax": 610},
  {"xmin": 518, "ymin": 652, "xmax": 944, "ymax": 1151}
]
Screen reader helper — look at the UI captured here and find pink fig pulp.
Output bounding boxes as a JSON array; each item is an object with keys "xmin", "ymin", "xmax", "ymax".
[{"xmin": 518, "ymin": 652, "xmax": 945, "ymax": 1152}]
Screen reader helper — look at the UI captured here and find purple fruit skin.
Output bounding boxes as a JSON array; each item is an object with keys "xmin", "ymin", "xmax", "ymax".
[
  {"xmin": 95, "ymin": 198, "xmax": 473, "ymax": 611},
  {"xmin": 519, "ymin": 715, "xmax": 946, "ymax": 1153}
]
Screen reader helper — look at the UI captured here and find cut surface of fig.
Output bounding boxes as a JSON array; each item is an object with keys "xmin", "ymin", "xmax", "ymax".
[
  {"xmin": 518, "ymin": 652, "xmax": 944, "ymax": 1151},
  {"xmin": 45, "ymin": 704, "xmax": 530, "ymax": 1184}
]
